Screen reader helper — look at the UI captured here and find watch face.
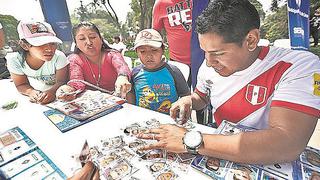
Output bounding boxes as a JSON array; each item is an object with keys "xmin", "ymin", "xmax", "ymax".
[{"xmin": 184, "ymin": 131, "xmax": 202, "ymax": 148}]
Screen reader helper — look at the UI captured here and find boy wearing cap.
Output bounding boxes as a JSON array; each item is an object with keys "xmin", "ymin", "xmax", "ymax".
[
  {"xmin": 126, "ymin": 29, "xmax": 190, "ymax": 114},
  {"xmin": 7, "ymin": 21, "xmax": 69, "ymax": 104}
]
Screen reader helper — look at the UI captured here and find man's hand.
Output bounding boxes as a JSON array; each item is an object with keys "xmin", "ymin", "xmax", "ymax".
[
  {"xmin": 137, "ymin": 124, "xmax": 188, "ymax": 153},
  {"xmin": 68, "ymin": 161, "xmax": 100, "ymax": 180},
  {"xmin": 170, "ymin": 96, "xmax": 193, "ymax": 125}
]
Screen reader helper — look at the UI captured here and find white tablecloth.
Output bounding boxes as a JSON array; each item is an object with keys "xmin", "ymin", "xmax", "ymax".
[{"xmin": 0, "ymin": 79, "xmax": 215, "ymax": 179}]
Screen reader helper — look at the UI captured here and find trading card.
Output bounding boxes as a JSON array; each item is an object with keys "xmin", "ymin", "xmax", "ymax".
[
  {"xmin": 11, "ymin": 161, "xmax": 54, "ymax": 180},
  {"xmin": 220, "ymin": 122, "xmax": 242, "ymax": 135},
  {"xmin": 172, "ymin": 157, "xmax": 193, "ymax": 173},
  {"xmin": 260, "ymin": 169, "xmax": 288, "ymax": 180},
  {"xmin": 300, "ymin": 146, "xmax": 320, "ymax": 170},
  {"xmin": 176, "ymin": 120, "xmax": 195, "ymax": 130},
  {"xmin": 1, "ymin": 150, "xmax": 43, "ymax": 178},
  {"xmin": 263, "ymin": 162, "xmax": 294, "ymax": 179},
  {"xmin": 128, "ymin": 139, "xmax": 146, "ymax": 150},
  {"xmin": 78, "ymin": 140, "xmax": 90, "ymax": 166},
  {"xmin": 301, "ymin": 164, "xmax": 320, "ymax": 180},
  {"xmin": 102, "ymin": 159, "xmax": 138, "ymax": 180},
  {"xmin": 97, "ymin": 152, "xmax": 120, "ymax": 170},
  {"xmin": 166, "ymin": 152, "xmax": 178, "ymax": 162},
  {"xmin": 145, "ymin": 118, "xmax": 161, "ymax": 128},
  {"xmin": 225, "ymin": 163, "xmax": 260, "ymax": 180},
  {"xmin": 123, "ymin": 123, "xmax": 140, "ymax": 135},
  {"xmin": 100, "ymin": 136, "xmax": 124, "ymax": 151},
  {"xmin": 88, "ymin": 146, "xmax": 102, "ymax": 161},
  {"xmin": 153, "ymin": 169, "xmax": 178, "ymax": 180},
  {"xmin": 147, "ymin": 160, "xmax": 167, "ymax": 174},
  {"xmin": 177, "ymin": 153, "xmax": 196, "ymax": 162},
  {"xmin": 141, "ymin": 149, "xmax": 165, "ymax": 161},
  {"xmin": 113, "ymin": 147, "xmax": 135, "ymax": 160},
  {"xmin": 195, "ymin": 156, "xmax": 231, "ymax": 179}
]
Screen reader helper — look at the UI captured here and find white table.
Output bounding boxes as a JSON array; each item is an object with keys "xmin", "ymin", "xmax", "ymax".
[{"xmin": 0, "ymin": 79, "xmax": 215, "ymax": 179}]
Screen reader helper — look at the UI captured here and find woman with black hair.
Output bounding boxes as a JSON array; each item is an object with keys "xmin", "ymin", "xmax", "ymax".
[{"xmin": 57, "ymin": 22, "xmax": 131, "ymax": 101}]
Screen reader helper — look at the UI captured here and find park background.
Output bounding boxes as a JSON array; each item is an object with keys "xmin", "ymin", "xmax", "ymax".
[{"xmin": 0, "ymin": 0, "xmax": 320, "ymax": 59}]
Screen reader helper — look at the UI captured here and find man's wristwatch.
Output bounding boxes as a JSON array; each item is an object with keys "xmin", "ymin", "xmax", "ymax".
[{"xmin": 183, "ymin": 131, "xmax": 203, "ymax": 154}]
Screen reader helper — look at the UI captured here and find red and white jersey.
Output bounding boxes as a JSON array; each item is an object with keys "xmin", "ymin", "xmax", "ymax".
[
  {"xmin": 152, "ymin": 0, "xmax": 192, "ymax": 65},
  {"xmin": 196, "ymin": 46, "xmax": 320, "ymax": 129}
]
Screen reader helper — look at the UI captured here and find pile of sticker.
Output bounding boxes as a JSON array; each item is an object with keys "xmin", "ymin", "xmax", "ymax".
[{"xmin": 80, "ymin": 118, "xmax": 197, "ymax": 180}]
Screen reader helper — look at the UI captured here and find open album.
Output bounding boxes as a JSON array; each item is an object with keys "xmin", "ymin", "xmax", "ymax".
[{"xmin": 44, "ymin": 90, "xmax": 124, "ymax": 133}]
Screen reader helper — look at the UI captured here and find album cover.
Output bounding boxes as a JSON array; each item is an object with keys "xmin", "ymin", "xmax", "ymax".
[
  {"xmin": 46, "ymin": 90, "xmax": 125, "ymax": 121},
  {"xmin": 0, "ymin": 127, "xmax": 66, "ymax": 179}
]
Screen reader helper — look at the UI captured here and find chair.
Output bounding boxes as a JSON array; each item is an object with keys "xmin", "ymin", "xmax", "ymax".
[
  {"xmin": 273, "ymin": 39, "xmax": 291, "ymax": 49},
  {"xmin": 167, "ymin": 60, "xmax": 190, "ymax": 82},
  {"xmin": 258, "ymin": 39, "xmax": 270, "ymax": 46}
]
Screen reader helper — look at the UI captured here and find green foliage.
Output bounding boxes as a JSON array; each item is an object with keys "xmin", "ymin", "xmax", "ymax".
[
  {"xmin": 249, "ymin": 0, "xmax": 265, "ymax": 20},
  {"xmin": 261, "ymin": 5, "xmax": 288, "ymax": 42},
  {"xmin": 310, "ymin": 46, "xmax": 320, "ymax": 57},
  {"xmin": 0, "ymin": 15, "xmax": 19, "ymax": 44}
]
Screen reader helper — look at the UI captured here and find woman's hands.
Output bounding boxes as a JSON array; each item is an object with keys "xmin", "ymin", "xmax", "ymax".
[
  {"xmin": 56, "ymin": 84, "xmax": 78, "ymax": 101},
  {"xmin": 114, "ymin": 75, "xmax": 131, "ymax": 98}
]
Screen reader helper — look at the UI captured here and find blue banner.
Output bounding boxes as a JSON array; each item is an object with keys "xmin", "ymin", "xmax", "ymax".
[
  {"xmin": 287, "ymin": 0, "xmax": 310, "ymax": 50},
  {"xmin": 191, "ymin": 0, "xmax": 209, "ymax": 88},
  {"xmin": 39, "ymin": 0, "xmax": 73, "ymax": 42}
]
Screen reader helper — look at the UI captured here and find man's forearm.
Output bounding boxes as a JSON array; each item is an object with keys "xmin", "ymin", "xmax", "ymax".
[{"xmin": 191, "ymin": 92, "xmax": 208, "ymax": 110}]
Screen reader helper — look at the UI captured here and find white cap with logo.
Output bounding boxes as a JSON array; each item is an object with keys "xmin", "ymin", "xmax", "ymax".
[
  {"xmin": 17, "ymin": 21, "xmax": 62, "ymax": 46},
  {"xmin": 134, "ymin": 29, "xmax": 163, "ymax": 50}
]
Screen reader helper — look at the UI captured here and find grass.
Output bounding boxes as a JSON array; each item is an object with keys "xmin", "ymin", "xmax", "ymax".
[{"xmin": 310, "ymin": 46, "xmax": 320, "ymax": 57}]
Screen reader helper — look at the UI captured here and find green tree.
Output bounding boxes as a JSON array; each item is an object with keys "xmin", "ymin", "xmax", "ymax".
[
  {"xmin": 0, "ymin": 15, "xmax": 19, "ymax": 45},
  {"xmin": 127, "ymin": 0, "xmax": 155, "ymax": 33},
  {"xmin": 261, "ymin": 5, "xmax": 288, "ymax": 42}
]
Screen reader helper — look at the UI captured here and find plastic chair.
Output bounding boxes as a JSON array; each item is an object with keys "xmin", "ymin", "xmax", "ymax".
[
  {"xmin": 167, "ymin": 60, "xmax": 190, "ymax": 82},
  {"xmin": 273, "ymin": 39, "xmax": 291, "ymax": 49}
]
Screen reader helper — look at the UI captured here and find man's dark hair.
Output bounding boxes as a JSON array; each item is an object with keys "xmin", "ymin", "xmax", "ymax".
[{"xmin": 196, "ymin": 0, "xmax": 260, "ymax": 46}]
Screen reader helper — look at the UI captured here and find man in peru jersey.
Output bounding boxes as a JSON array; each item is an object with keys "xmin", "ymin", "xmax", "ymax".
[{"xmin": 137, "ymin": 0, "xmax": 320, "ymax": 165}]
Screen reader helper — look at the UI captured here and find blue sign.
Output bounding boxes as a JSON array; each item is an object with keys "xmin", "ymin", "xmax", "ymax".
[
  {"xmin": 287, "ymin": 0, "xmax": 310, "ymax": 50},
  {"xmin": 39, "ymin": 0, "xmax": 73, "ymax": 42},
  {"xmin": 191, "ymin": 0, "xmax": 209, "ymax": 88}
]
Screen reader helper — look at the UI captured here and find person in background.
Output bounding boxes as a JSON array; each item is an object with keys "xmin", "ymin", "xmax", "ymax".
[
  {"xmin": 0, "ymin": 22, "xmax": 10, "ymax": 79},
  {"xmin": 57, "ymin": 22, "xmax": 131, "ymax": 100},
  {"xmin": 310, "ymin": 8, "xmax": 320, "ymax": 47},
  {"xmin": 126, "ymin": 29, "xmax": 190, "ymax": 114},
  {"xmin": 7, "ymin": 21, "xmax": 69, "ymax": 104},
  {"xmin": 111, "ymin": 36, "xmax": 126, "ymax": 54},
  {"xmin": 137, "ymin": 0, "xmax": 320, "ymax": 165}
]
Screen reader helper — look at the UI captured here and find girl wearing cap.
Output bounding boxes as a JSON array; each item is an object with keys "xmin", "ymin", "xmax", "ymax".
[
  {"xmin": 57, "ymin": 22, "xmax": 131, "ymax": 100},
  {"xmin": 6, "ymin": 21, "xmax": 69, "ymax": 104}
]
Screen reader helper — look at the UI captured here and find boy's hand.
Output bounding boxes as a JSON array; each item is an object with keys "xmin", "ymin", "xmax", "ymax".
[{"xmin": 36, "ymin": 90, "xmax": 56, "ymax": 104}]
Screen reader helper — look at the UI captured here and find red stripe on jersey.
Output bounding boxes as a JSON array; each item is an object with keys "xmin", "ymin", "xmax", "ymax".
[
  {"xmin": 214, "ymin": 61, "xmax": 292, "ymax": 125},
  {"xmin": 258, "ymin": 46, "xmax": 270, "ymax": 60},
  {"xmin": 272, "ymin": 100, "xmax": 320, "ymax": 117},
  {"xmin": 195, "ymin": 88, "xmax": 207, "ymax": 98}
]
